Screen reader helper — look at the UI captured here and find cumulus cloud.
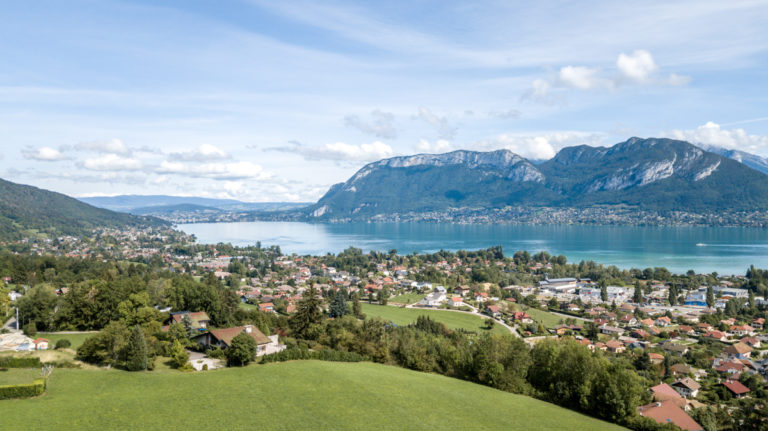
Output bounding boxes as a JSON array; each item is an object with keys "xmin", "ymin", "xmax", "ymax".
[
  {"xmin": 616, "ymin": 50, "xmax": 657, "ymax": 82},
  {"xmin": 22, "ymin": 146, "xmax": 68, "ymax": 161},
  {"xmin": 303, "ymin": 141, "xmax": 395, "ymax": 162},
  {"xmin": 476, "ymin": 132, "xmax": 605, "ymax": 160},
  {"xmin": 523, "ymin": 50, "xmax": 689, "ymax": 103},
  {"xmin": 520, "ymin": 78, "xmax": 560, "ymax": 104},
  {"xmin": 74, "ymin": 139, "xmax": 131, "ymax": 155},
  {"xmin": 558, "ymin": 66, "xmax": 610, "ymax": 90},
  {"xmin": 662, "ymin": 121, "xmax": 768, "ymax": 155},
  {"xmin": 344, "ymin": 110, "xmax": 397, "ymax": 139},
  {"xmin": 169, "ymin": 144, "xmax": 231, "ymax": 161},
  {"xmin": 81, "ymin": 154, "xmax": 143, "ymax": 171},
  {"xmin": 416, "ymin": 107, "xmax": 457, "ymax": 139},
  {"xmin": 415, "ymin": 139, "xmax": 453, "ymax": 153}
]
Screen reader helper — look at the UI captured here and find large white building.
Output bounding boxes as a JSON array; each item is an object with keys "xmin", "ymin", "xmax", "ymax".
[{"xmin": 579, "ymin": 286, "xmax": 630, "ymax": 304}]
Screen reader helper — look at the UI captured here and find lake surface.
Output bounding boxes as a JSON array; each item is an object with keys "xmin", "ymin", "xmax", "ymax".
[{"xmin": 177, "ymin": 222, "xmax": 768, "ymax": 275}]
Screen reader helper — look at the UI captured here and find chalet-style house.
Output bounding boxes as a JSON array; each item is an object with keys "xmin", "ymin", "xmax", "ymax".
[{"xmin": 194, "ymin": 325, "xmax": 285, "ymax": 357}]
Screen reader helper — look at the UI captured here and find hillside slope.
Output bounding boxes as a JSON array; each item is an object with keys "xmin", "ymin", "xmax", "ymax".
[
  {"xmin": 3, "ymin": 361, "xmax": 625, "ymax": 431},
  {"xmin": 0, "ymin": 178, "xmax": 168, "ymax": 240}
]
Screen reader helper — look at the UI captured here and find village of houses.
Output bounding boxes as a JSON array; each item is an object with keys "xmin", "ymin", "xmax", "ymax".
[{"xmin": 2, "ymin": 234, "xmax": 768, "ymax": 430}]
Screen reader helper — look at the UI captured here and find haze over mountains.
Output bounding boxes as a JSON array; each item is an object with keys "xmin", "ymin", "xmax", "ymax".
[
  {"xmin": 80, "ymin": 195, "xmax": 310, "ymax": 217},
  {"xmin": 305, "ymin": 137, "xmax": 768, "ymax": 221}
]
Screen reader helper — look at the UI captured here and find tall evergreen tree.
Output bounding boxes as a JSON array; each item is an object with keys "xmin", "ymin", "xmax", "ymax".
[
  {"xmin": 351, "ymin": 292, "xmax": 362, "ymax": 318},
  {"xmin": 289, "ymin": 286, "xmax": 322, "ymax": 339},
  {"xmin": 181, "ymin": 314, "xmax": 194, "ymax": 338},
  {"xmin": 706, "ymin": 285, "xmax": 715, "ymax": 308},
  {"xmin": 633, "ymin": 281, "xmax": 643, "ymax": 304},
  {"xmin": 126, "ymin": 325, "xmax": 148, "ymax": 371},
  {"xmin": 600, "ymin": 281, "xmax": 608, "ymax": 303},
  {"xmin": 329, "ymin": 291, "xmax": 348, "ymax": 318},
  {"xmin": 668, "ymin": 286, "xmax": 677, "ymax": 306}
]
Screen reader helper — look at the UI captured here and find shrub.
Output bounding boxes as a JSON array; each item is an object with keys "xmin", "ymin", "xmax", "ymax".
[
  {"xmin": 0, "ymin": 379, "xmax": 46, "ymax": 400},
  {"xmin": 260, "ymin": 348, "xmax": 366, "ymax": 364},
  {"xmin": 55, "ymin": 339, "xmax": 71, "ymax": 349},
  {"xmin": 225, "ymin": 333, "xmax": 257, "ymax": 366},
  {"xmin": 202, "ymin": 364, "xmax": 208, "ymax": 371},
  {"xmin": 0, "ymin": 356, "xmax": 42, "ymax": 368},
  {"xmin": 23, "ymin": 320, "xmax": 37, "ymax": 337}
]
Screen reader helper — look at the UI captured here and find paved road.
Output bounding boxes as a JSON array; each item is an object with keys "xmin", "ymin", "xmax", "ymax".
[{"xmin": 2, "ymin": 316, "xmax": 18, "ymax": 332}]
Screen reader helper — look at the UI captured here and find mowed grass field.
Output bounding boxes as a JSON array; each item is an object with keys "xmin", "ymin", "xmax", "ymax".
[
  {"xmin": 36, "ymin": 332, "xmax": 97, "ymax": 350},
  {"xmin": 361, "ymin": 303, "xmax": 508, "ymax": 335},
  {"xmin": 388, "ymin": 292, "xmax": 426, "ymax": 305},
  {"xmin": 2, "ymin": 361, "xmax": 625, "ymax": 431},
  {"xmin": 0, "ymin": 368, "xmax": 41, "ymax": 385}
]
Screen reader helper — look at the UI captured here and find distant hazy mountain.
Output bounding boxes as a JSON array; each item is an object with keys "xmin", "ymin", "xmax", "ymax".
[
  {"xmin": 80, "ymin": 195, "xmax": 310, "ymax": 214},
  {"xmin": 700, "ymin": 145, "xmax": 768, "ymax": 175},
  {"xmin": 0, "ymin": 178, "xmax": 168, "ymax": 240},
  {"xmin": 307, "ymin": 137, "xmax": 768, "ymax": 220}
]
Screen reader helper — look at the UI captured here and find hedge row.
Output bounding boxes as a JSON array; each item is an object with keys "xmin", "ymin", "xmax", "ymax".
[
  {"xmin": 260, "ymin": 348, "xmax": 366, "ymax": 364},
  {"xmin": 0, "ymin": 379, "xmax": 46, "ymax": 400},
  {"xmin": 0, "ymin": 357, "xmax": 42, "ymax": 368}
]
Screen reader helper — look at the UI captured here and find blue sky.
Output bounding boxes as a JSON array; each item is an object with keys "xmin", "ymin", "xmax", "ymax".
[{"xmin": 2, "ymin": 0, "xmax": 768, "ymax": 201}]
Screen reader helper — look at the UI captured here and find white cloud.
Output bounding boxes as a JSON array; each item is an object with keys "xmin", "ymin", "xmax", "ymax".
[
  {"xmin": 558, "ymin": 66, "xmax": 609, "ymax": 90},
  {"xmin": 488, "ymin": 109, "xmax": 521, "ymax": 120},
  {"xmin": 157, "ymin": 160, "xmax": 271, "ymax": 180},
  {"xmin": 476, "ymin": 132, "xmax": 605, "ymax": 160},
  {"xmin": 169, "ymin": 143, "xmax": 231, "ymax": 161},
  {"xmin": 416, "ymin": 139, "xmax": 453, "ymax": 153},
  {"xmin": 75, "ymin": 139, "xmax": 131, "ymax": 155},
  {"xmin": 662, "ymin": 121, "xmax": 768, "ymax": 155},
  {"xmin": 81, "ymin": 154, "xmax": 143, "ymax": 171},
  {"xmin": 22, "ymin": 146, "xmax": 68, "ymax": 161},
  {"xmin": 344, "ymin": 110, "xmax": 397, "ymax": 139},
  {"xmin": 416, "ymin": 107, "xmax": 457, "ymax": 139},
  {"xmin": 303, "ymin": 141, "xmax": 395, "ymax": 162},
  {"xmin": 616, "ymin": 49, "xmax": 657, "ymax": 82},
  {"xmin": 520, "ymin": 78, "xmax": 560, "ymax": 104}
]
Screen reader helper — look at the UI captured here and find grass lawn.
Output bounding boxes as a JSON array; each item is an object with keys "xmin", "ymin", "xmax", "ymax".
[
  {"xmin": 511, "ymin": 304, "xmax": 565, "ymax": 329},
  {"xmin": 388, "ymin": 292, "xmax": 426, "ymax": 305},
  {"xmin": 238, "ymin": 302, "xmax": 259, "ymax": 311},
  {"xmin": 36, "ymin": 332, "xmax": 96, "ymax": 350},
  {"xmin": 361, "ymin": 303, "xmax": 508, "ymax": 335},
  {"xmin": 1, "ymin": 361, "xmax": 625, "ymax": 431},
  {"xmin": 0, "ymin": 368, "xmax": 41, "ymax": 385}
]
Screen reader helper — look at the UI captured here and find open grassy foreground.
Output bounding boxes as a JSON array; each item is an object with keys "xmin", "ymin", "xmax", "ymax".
[
  {"xmin": 388, "ymin": 292, "xmax": 426, "ymax": 305},
  {"xmin": 362, "ymin": 303, "xmax": 509, "ymax": 335},
  {"xmin": 2, "ymin": 361, "xmax": 625, "ymax": 431}
]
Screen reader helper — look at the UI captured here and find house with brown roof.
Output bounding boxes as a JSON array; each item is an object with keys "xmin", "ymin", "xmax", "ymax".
[
  {"xmin": 648, "ymin": 353, "xmax": 665, "ymax": 365},
  {"xmin": 723, "ymin": 342, "xmax": 752, "ymax": 359},
  {"xmin": 170, "ymin": 311, "xmax": 211, "ymax": 332},
  {"xmin": 740, "ymin": 337, "xmax": 761, "ymax": 348},
  {"xmin": 194, "ymin": 325, "xmax": 285, "ymax": 357},
  {"xmin": 751, "ymin": 317, "xmax": 765, "ymax": 329},
  {"xmin": 703, "ymin": 331, "xmax": 727, "ymax": 342},
  {"xmin": 637, "ymin": 400, "xmax": 703, "ymax": 431},
  {"xmin": 672, "ymin": 378, "xmax": 701, "ymax": 398},
  {"xmin": 605, "ymin": 339, "xmax": 625, "ymax": 353},
  {"xmin": 722, "ymin": 380, "xmax": 750, "ymax": 398}
]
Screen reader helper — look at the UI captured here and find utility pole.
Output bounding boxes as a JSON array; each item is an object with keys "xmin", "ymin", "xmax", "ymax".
[{"xmin": 16, "ymin": 306, "xmax": 19, "ymax": 331}]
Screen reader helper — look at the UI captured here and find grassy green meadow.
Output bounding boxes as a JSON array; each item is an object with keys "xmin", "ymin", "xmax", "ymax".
[
  {"xmin": 36, "ymin": 332, "xmax": 96, "ymax": 350},
  {"xmin": 0, "ymin": 368, "xmax": 41, "ymax": 385},
  {"xmin": 2, "ymin": 361, "xmax": 625, "ymax": 431},
  {"xmin": 361, "ymin": 303, "xmax": 508, "ymax": 335},
  {"xmin": 388, "ymin": 292, "xmax": 426, "ymax": 305}
]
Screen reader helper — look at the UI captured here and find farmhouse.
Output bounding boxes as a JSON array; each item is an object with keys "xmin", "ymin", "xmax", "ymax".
[
  {"xmin": 637, "ymin": 401, "xmax": 703, "ymax": 431},
  {"xmin": 194, "ymin": 325, "xmax": 285, "ymax": 356},
  {"xmin": 671, "ymin": 378, "xmax": 701, "ymax": 399}
]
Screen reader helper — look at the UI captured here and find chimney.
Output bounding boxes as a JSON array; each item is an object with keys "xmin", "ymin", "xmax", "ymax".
[{"xmin": 245, "ymin": 325, "xmax": 252, "ymax": 333}]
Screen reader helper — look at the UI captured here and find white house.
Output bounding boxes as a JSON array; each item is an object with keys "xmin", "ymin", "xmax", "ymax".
[
  {"xmin": 672, "ymin": 378, "xmax": 701, "ymax": 398},
  {"xmin": 420, "ymin": 291, "xmax": 447, "ymax": 307}
]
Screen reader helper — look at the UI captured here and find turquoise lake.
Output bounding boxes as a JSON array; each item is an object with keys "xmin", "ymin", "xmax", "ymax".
[{"xmin": 177, "ymin": 222, "xmax": 768, "ymax": 275}]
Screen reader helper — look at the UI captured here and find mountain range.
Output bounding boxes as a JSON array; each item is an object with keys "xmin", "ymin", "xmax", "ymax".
[
  {"xmin": 0, "ymin": 178, "xmax": 168, "ymax": 240},
  {"xmin": 305, "ymin": 137, "xmax": 768, "ymax": 221},
  {"xmin": 702, "ymin": 145, "xmax": 768, "ymax": 175},
  {"xmin": 79, "ymin": 195, "xmax": 310, "ymax": 216}
]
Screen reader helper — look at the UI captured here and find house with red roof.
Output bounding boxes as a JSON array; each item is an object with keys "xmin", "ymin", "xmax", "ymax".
[
  {"xmin": 637, "ymin": 400, "xmax": 703, "ymax": 431},
  {"xmin": 722, "ymin": 380, "xmax": 750, "ymax": 398},
  {"xmin": 33, "ymin": 338, "xmax": 49, "ymax": 350}
]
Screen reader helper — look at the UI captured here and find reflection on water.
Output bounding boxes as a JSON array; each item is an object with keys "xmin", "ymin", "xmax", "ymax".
[{"xmin": 177, "ymin": 222, "xmax": 768, "ymax": 275}]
